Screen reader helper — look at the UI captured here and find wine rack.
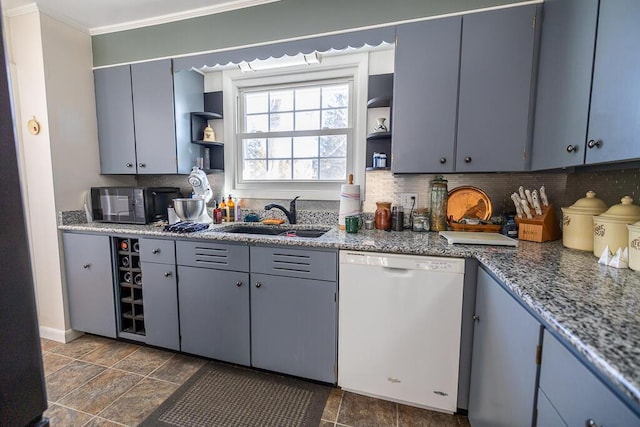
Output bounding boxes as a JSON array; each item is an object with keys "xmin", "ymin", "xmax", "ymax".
[{"xmin": 115, "ymin": 237, "xmax": 145, "ymax": 337}]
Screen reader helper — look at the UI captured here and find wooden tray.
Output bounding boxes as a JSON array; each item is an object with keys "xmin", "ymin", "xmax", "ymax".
[
  {"xmin": 447, "ymin": 186, "xmax": 493, "ymax": 222},
  {"xmin": 448, "ymin": 222, "xmax": 502, "ymax": 233}
]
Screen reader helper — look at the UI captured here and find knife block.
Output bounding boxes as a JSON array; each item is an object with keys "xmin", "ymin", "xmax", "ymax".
[{"xmin": 514, "ymin": 205, "xmax": 562, "ymax": 242}]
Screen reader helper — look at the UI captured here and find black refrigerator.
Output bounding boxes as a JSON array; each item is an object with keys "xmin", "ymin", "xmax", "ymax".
[{"xmin": 0, "ymin": 9, "xmax": 49, "ymax": 427}]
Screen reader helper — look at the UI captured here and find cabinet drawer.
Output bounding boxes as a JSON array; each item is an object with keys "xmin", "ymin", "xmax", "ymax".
[
  {"xmin": 250, "ymin": 246, "xmax": 337, "ymax": 281},
  {"xmin": 176, "ymin": 240, "xmax": 249, "ymax": 271},
  {"xmin": 139, "ymin": 238, "xmax": 175, "ymax": 264},
  {"xmin": 540, "ymin": 330, "xmax": 639, "ymax": 426}
]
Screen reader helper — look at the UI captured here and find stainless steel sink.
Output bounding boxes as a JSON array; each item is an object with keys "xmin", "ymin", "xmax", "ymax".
[{"xmin": 216, "ymin": 225, "xmax": 329, "ymax": 238}]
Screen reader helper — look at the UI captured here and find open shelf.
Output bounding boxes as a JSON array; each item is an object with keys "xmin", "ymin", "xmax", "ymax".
[
  {"xmin": 366, "ymin": 131, "xmax": 392, "ymax": 140},
  {"xmin": 114, "ymin": 237, "xmax": 145, "ymax": 337},
  {"xmin": 367, "ymin": 74, "xmax": 393, "ymax": 170},
  {"xmin": 191, "ymin": 91, "xmax": 225, "ymax": 171}
]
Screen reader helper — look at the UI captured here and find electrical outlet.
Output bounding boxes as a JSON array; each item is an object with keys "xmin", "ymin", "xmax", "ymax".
[{"xmin": 399, "ymin": 193, "xmax": 418, "ymax": 210}]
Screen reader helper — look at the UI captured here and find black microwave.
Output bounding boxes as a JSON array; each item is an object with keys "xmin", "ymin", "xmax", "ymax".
[{"xmin": 90, "ymin": 187, "xmax": 182, "ymax": 224}]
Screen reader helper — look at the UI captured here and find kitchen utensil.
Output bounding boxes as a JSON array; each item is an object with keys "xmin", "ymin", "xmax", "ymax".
[
  {"xmin": 173, "ymin": 198, "xmax": 205, "ymax": 221},
  {"xmin": 345, "ymin": 215, "xmax": 362, "ymax": 233},
  {"xmin": 519, "ymin": 186, "xmax": 526, "ymax": 203},
  {"xmin": 531, "ymin": 190, "xmax": 542, "ymax": 216},
  {"xmin": 374, "ymin": 202, "xmax": 392, "ymax": 230},
  {"xmin": 431, "ymin": 176, "xmax": 449, "ymax": 231},
  {"xmin": 540, "ymin": 186, "xmax": 549, "ymax": 206},
  {"xmin": 593, "ymin": 196, "xmax": 640, "ymax": 257},
  {"xmin": 263, "ymin": 218, "xmax": 285, "ymax": 225},
  {"xmin": 511, "ymin": 193, "xmax": 524, "ymax": 218},
  {"xmin": 628, "ymin": 221, "xmax": 640, "ymax": 271},
  {"xmin": 520, "ymin": 199, "xmax": 533, "ymax": 219},
  {"xmin": 524, "ymin": 189, "xmax": 534, "ymax": 207},
  {"xmin": 561, "ymin": 191, "xmax": 607, "ymax": 251},
  {"xmin": 339, "ymin": 174, "xmax": 361, "ymax": 230}
]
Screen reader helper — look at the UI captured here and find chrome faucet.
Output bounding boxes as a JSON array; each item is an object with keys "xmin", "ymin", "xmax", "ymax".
[{"xmin": 265, "ymin": 196, "xmax": 300, "ymax": 224}]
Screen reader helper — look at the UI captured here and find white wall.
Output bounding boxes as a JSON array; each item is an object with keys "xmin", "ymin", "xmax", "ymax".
[{"xmin": 7, "ymin": 10, "xmax": 133, "ymax": 342}]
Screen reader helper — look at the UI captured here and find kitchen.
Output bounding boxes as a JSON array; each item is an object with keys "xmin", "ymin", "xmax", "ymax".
[{"xmin": 2, "ymin": 0, "xmax": 640, "ymax": 426}]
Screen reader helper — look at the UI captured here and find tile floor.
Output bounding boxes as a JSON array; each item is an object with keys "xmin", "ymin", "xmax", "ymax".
[{"xmin": 41, "ymin": 335, "xmax": 470, "ymax": 427}]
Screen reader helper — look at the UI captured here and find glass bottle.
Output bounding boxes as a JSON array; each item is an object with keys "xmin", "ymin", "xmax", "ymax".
[
  {"xmin": 213, "ymin": 201, "xmax": 223, "ymax": 224},
  {"xmin": 430, "ymin": 175, "xmax": 449, "ymax": 231},
  {"xmin": 374, "ymin": 202, "xmax": 392, "ymax": 230},
  {"xmin": 227, "ymin": 195, "xmax": 235, "ymax": 222},
  {"xmin": 218, "ymin": 199, "xmax": 227, "ymax": 222}
]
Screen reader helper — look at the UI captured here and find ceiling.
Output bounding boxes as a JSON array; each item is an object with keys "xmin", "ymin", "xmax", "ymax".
[{"xmin": 2, "ymin": 0, "xmax": 279, "ymax": 34}]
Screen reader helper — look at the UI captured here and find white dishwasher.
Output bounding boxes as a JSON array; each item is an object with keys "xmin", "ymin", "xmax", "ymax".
[{"xmin": 338, "ymin": 250, "xmax": 465, "ymax": 413}]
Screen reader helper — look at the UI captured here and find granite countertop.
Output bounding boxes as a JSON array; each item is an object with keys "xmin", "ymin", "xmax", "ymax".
[{"xmin": 59, "ymin": 221, "xmax": 640, "ymax": 411}]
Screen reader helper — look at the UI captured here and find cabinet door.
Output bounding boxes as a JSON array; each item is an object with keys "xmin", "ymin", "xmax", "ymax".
[
  {"xmin": 141, "ymin": 262, "xmax": 179, "ymax": 350},
  {"xmin": 94, "ymin": 65, "xmax": 137, "ymax": 174},
  {"xmin": 391, "ymin": 17, "xmax": 461, "ymax": 173},
  {"xmin": 131, "ymin": 59, "xmax": 177, "ymax": 174},
  {"xmin": 468, "ymin": 267, "xmax": 542, "ymax": 427},
  {"xmin": 251, "ymin": 273, "xmax": 337, "ymax": 383},
  {"xmin": 586, "ymin": 0, "xmax": 640, "ymax": 164},
  {"xmin": 539, "ymin": 330, "xmax": 640, "ymax": 426},
  {"xmin": 456, "ymin": 5, "xmax": 538, "ymax": 172},
  {"xmin": 63, "ymin": 233, "xmax": 117, "ymax": 338},
  {"xmin": 178, "ymin": 266, "xmax": 250, "ymax": 365},
  {"xmin": 531, "ymin": 0, "xmax": 598, "ymax": 170}
]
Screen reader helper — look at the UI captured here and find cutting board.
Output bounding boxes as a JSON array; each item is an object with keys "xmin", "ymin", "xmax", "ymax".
[{"xmin": 439, "ymin": 231, "xmax": 518, "ymax": 247}]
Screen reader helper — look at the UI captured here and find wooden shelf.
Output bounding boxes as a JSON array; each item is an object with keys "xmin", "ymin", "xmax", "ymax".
[
  {"xmin": 367, "ymin": 96, "xmax": 392, "ymax": 108},
  {"xmin": 191, "ymin": 111, "xmax": 222, "ymax": 120},
  {"xmin": 192, "ymin": 140, "xmax": 224, "ymax": 147},
  {"xmin": 366, "ymin": 131, "xmax": 392, "ymax": 140}
]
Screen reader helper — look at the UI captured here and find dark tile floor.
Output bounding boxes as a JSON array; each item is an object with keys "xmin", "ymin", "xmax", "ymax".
[{"xmin": 41, "ymin": 335, "xmax": 470, "ymax": 426}]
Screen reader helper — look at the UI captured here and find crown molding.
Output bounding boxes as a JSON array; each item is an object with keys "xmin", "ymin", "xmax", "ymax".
[
  {"xmin": 4, "ymin": 3, "xmax": 38, "ymax": 18},
  {"xmin": 89, "ymin": 0, "xmax": 280, "ymax": 36}
]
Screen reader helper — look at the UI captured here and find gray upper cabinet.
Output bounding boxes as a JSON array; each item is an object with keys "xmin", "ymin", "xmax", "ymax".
[
  {"xmin": 391, "ymin": 17, "xmax": 461, "ymax": 173},
  {"xmin": 531, "ymin": 0, "xmax": 598, "ymax": 170},
  {"xmin": 131, "ymin": 59, "xmax": 177, "ymax": 174},
  {"xmin": 586, "ymin": 0, "xmax": 640, "ymax": 164},
  {"xmin": 532, "ymin": 0, "xmax": 640, "ymax": 169},
  {"xmin": 94, "ymin": 65, "xmax": 137, "ymax": 174},
  {"xmin": 468, "ymin": 267, "xmax": 542, "ymax": 427},
  {"xmin": 95, "ymin": 59, "xmax": 201, "ymax": 174},
  {"xmin": 63, "ymin": 233, "xmax": 117, "ymax": 338},
  {"xmin": 456, "ymin": 5, "xmax": 539, "ymax": 172}
]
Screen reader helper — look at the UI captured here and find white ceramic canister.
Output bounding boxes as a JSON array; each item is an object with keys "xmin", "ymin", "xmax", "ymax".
[
  {"xmin": 561, "ymin": 191, "xmax": 607, "ymax": 251},
  {"xmin": 629, "ymin": 221, "xmax": 640, "ymax": 271},
  {"xmin": 592, "ymin": 196, "xmax": 640, "ymax": 257}
]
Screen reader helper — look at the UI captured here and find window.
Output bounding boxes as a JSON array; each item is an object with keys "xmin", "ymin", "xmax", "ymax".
[
  {"xmin": 239, "ymin": 80, "xmax": 352, "ymax": 182},
  {"xmin": 222, "ymin": 52, "xmax": 369, "ymax": 200}
]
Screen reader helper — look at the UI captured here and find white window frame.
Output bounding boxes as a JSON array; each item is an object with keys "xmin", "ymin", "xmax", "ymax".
[{"xmin": 222, "ymin": 52, "xmax": 368, "ymax": 201}]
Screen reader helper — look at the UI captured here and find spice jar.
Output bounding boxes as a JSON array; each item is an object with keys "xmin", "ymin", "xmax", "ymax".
[
  {"xmin": 374, "ymin": 202, "xmax": 392, "ymax": 230},
  {"xmin": 430, "ymin": 175, "xmax": 448, "ymax": 231},
  {"xmin": 412, "ymin": 209, "xmax": 430, "ymax": 232},
  {"xmin": 392, "ymin": 206, "xmax": 404, "ymax": 231}
]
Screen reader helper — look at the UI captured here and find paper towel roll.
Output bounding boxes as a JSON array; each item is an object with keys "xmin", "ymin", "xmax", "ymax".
[{"xmin": 339, "ymin": 184, "xmax": 361, "ymax": 229}]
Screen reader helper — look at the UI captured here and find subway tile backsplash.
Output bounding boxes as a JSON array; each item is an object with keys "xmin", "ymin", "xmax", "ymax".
[{"xmin": 137, "ymin": 168, "xmax": 639, "ymax": 219}]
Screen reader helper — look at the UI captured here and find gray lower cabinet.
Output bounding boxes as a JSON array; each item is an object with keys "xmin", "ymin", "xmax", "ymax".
[
  {"xmin": 63, "ymin": 233, "xmax": 117, "ymax": 338},
  {"xmin": 250, "ymin": 272, "xmax": 337, "ymax": 383},
  {"xmin": 250, "ymin": 246, "xmax": 337, "ymax": 383},
  {"xmin": 538, "ymin": 330, "xmax": 640, "ymax": 426},
  {"xmin": 140, "ymin": 262, "xmax": 179, "ymax": 351},
  {"xmin": 391, "ymin": 17, "xmax": 461, "ymax": 173},
  {"xmin": 468, "ymin": 267, "xmax": 542, "ymax": 427},
  {"xmin": 177, "ymin": 266, "xmax": 250, "ymax": 365},
  {"xmin": 456, "ymin": 5, "xmax": 539, "ymax": 172}
]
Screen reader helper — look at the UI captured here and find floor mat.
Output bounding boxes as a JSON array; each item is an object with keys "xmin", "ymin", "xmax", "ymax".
[{"xmin": 140, "ymin": 361, "xmax": 331, "ymax": 427}]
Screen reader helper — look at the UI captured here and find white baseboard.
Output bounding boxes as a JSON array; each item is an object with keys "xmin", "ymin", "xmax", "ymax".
[{"xmin": 39, "ymin": 326, "xmax": 84, "ymax": 343}]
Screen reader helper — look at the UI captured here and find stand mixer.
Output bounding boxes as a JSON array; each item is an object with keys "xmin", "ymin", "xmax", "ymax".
[{"xmin": 187, "ymin": 166, "xmax": 213, "ymax": 223}]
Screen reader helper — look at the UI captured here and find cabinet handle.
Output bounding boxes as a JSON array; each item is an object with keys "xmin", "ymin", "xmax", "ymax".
[
  {"xmin": 152, "ymin": 249, "xmax": 160, "ymax": 254},
  {"xmin": 125, "ymin": 162, "xmax": 133, "ymax": 168},
  {"xmin": 439, "ymin": 158, "xmax": 447, "ymax": 164},
  {"xmin": 464, "ymin": 156, "xmax": 472, "ymax": 163},
  {"xmin": 585, "ymin": 419, "xmax": 598, "ymax": 427},
  {"xmin": 566, "ymin": 145, "xmax": 578, "ymax": 153},
  {"xmin": 236, "ymin": 281, "xmax": 243, "ymax": 287},
  {"xmin": 138, "ymin": 162, "xmax": 146, "ymax": 168},
  {"xmin": 473, "ymin": 315, "xmax": 480, "ymax": 322},
  {"xmin": 164, "ymin": 272, "xmax": 172, "ymax": 277},
  {"xmin": 587, "ymin": 139, "xmax": 602, "ymax": 149},
  {"xmin": 255, "ymin": 282, "xmax": 262, "ymax": 288},
  {"xmin": 83, "ymin": 263, "xmax": 91, "ymax": 269}
]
